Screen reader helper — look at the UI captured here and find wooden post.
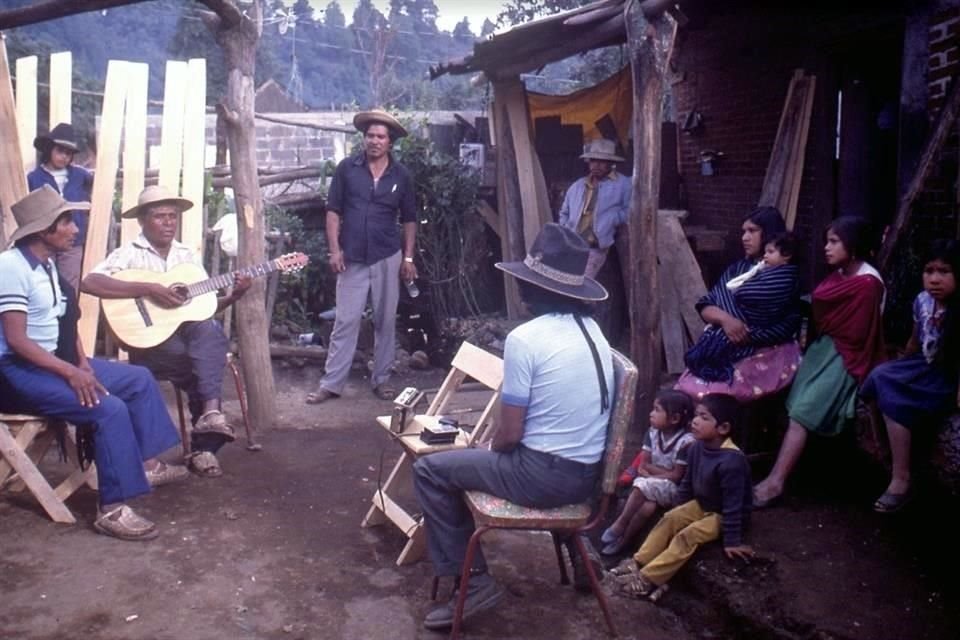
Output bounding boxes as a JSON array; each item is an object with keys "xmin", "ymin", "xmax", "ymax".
[
  {"xmin": 120, "ymin": 62, "xmax": 148, "ymax": 246},
  {"xmin": 78, "ymin": 60, "xmax": 129, "ymax": 352},
  {"xmin": 491, "ymin": 79, "xmax": 526, "ymax": 319},
  {"xmin": 201, "ymin": 0, "xmax": 277, "ymax": 429},
  {"xmin": 15, "ymin": 55, "xmax": 37, "ymax": 174},
  {"xmin": 878, "ymin": 75, "xmax": 960, "ymax": 271},
  {"xmin": 0, "ymin": 35, "xmax": 28, "ymax": 246},
  {"xmin": 49, "ymin": 51, "xmax": 71, "ymax": 126},
  {"xmin": 181, "ymin": 58, "xmax": 208, "ymax": 257},
  {"xmin": 624, "ymin": 6, "xmax": 676, "ymax": 419}
]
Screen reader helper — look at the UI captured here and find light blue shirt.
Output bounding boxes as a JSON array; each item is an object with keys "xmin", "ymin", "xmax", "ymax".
[
  {"xmin": 557, "ymin": 171, "xmax": 631, "ymax": 249},
  {"xmin": 0, "ymin": 247, "xmax": 65, "ymax": 356},
  {"xmin": 502, "ymin": 313, "xmax": 614, "ymax": 464}
]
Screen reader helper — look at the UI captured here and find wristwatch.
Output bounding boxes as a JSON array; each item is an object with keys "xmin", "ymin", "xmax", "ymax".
[{"xmin": 403, "ymin": 256, "xmax": 414, "ymax": 263}]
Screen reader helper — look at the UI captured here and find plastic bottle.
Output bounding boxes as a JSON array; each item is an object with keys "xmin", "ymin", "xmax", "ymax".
[{"xmin": 405, "ymin": 279, "xmax": 420, "ymax": 298}]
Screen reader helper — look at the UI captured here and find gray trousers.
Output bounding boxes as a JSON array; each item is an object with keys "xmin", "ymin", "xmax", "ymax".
[
  {"xmin": 320, "ymin": 250, "xmax": 401, "ymax": 394},
  {"xmin": 413, "ymin": 445, "xmax": 600, "ymax": 577}
]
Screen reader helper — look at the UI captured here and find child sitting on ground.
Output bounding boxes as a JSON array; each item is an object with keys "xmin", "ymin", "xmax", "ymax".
[
  {"xmin": 725, "ymin": 230, "xmax": 798, "ymax": 291},
  {"xmin": 601, "ymin": 390, "xmax": 695, "ymax": 555},
  {"xmin": 609, "ymin": 393, "xmax": 754, "ymax": 598}
]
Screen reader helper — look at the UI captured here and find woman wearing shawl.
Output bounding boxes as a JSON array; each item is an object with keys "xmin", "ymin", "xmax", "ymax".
[
  {"xmin": 753, "ymin": 216, "xmax": 886, "ymax": 507},
  {"xmin": 676, "ymin": 206, "xmax": 802, "ymax": 402}
]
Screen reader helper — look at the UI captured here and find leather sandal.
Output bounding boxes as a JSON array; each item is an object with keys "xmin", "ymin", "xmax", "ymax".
[
  {"xmin": 145, "ymin": 461, "xmax": 190, "ymax": 488},
  {"xmin": 873, "ymin": 489, "xmax": 913, "ymax": 514},
  {"xmin": 305, "ymin": 389, "xmax": 339, "ymax": 405},
  {"xmin": 615, "ymin": 572, "xmax": 656, "ymax": 598},
  {"xmin": 93, "ymin": 505, "xmax": 158, "ymax": 541},
  {"xmin": 186, "ymin": 451, "xmax": 223, "ymax": 478},
  {"xmin": 192, "ymin": 410, "xmax": 236, "ymax": 442},
  {"xmin": 372, "ymin": 385, "xmax": 397, "ymax": 401}
]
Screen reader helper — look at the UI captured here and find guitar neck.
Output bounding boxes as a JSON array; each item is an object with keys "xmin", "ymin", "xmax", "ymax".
[{"xmin": 186, "ymin": 259, "xmax": 279, "ymax": 297}]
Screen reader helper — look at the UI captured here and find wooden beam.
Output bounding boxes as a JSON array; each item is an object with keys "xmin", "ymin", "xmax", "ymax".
[
  {"xmin": 475, "ymin": 200, "xmax": 500, "ymax": 236},
  {"xmin": 181, "ymin": 58, "xmax": 208, "ymax": 257},
  {"xmin": 492, "ymin": 81, "xmax": 526, "ymax": 319},
  {"xmin": 501, "ymin": 77, "xmax": 546, "ymax": 252},
  {"xmin": 15, "ymin": 56, "xmax": 37, "ymax": 174},
  {"xmin": 878, "ymin": 74, "xmax": 960, "ymax": 271},
  {"xmin": 78, "ymin": 60, "xmax": 128, "ymax": 352},
  {"xmin": 0, "ymin": 36, "xmax": 28, "ymax": 245},
  {"xmin": 0, "ymin": 0, "xmax": 152, "ymax": 30},
  {"xmin": 625, "ymin": 5, "xmax": 676, "ymax": 421},
  {"xmin": 158, "ymin": 60, "xmax": 188, "ymax": 195},
  {"xmin": 48, "ymin": 51, "xmax": 71, "ymax": 126},
  {"xmin": 120, "ymin": 62, "xmax": 148, "ymax": 246}
]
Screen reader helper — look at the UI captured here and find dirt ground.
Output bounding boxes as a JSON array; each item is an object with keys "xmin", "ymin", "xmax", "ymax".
[{"xmin": 2, "ymin": 361, "xmax": 959, "ymax": 640}]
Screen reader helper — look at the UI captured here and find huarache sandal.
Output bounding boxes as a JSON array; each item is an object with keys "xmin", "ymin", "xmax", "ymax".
[
  {"xmin": 608, "ymin": 558, "xmax": 641, "ymax": 578},
  {"xmin": 186, "ymin": 451, "xmax": 223, "ymax": 478},
  {"xmin": 615, "ymin": 572, "xmax": 656, "ymax": 599},
  {"xmin": 192, "ymin": 410, "xmax": 236, "ymax": 442},
  {"xmin": 305, "ymin": 389, "xmax": 339, "ymax": 404},
  {"xmin": 372, "ymin": 385, "xmax": 397, "ymax": 400},
  {"xmin": 93, "ymin": 505, "xmax": 159, "ymax": 541},
  {"xmin": 144, "ymin": 461, "xmax": 190, "ymax": 488},
  {"xmin": 873, "ymin": 489, "xmax": 913, "ymax": 514}
]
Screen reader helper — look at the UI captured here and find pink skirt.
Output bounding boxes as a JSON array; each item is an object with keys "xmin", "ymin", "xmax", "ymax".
[{"xmin": 674, "ymin": 341, "xmax": 802, "ymax": 402}]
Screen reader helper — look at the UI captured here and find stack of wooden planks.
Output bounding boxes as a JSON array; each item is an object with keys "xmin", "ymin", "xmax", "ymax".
[
  {"xmin": 758, "ymin": 69, "xmax": 816, "ymax": 231},
  {"xmin": 656, "ymin": 210, "xmax": 707, "ymax": 374}
]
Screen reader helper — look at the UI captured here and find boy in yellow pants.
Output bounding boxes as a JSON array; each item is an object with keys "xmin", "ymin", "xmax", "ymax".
[{"xmin": 610, "ymin": 393, "xmax": 754, "ymax": 597}]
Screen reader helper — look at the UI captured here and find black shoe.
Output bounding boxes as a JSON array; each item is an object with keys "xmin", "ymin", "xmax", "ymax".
[
  {"xmin": 423, "ymin": 573, "xmax": 505, "ymax": 631},
  {"xmin": 569, "ymin": 536, "xmax": 603, "ymax": 594}
]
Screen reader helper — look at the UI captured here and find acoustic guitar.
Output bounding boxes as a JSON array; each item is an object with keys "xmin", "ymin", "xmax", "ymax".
[{"xmin": 100, "ymin": 252, "xmax": 309, "ymax": 349}]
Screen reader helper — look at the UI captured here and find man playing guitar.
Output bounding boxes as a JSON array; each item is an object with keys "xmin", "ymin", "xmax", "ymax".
[{"xmin": 81, "ymin": 185, "xmax": 251, "ymax": 478}]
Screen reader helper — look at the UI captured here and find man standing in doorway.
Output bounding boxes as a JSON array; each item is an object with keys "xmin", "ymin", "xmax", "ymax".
[
  {"xmin": 558, "ymin": 138, "xmax": 631, "ymax": 339},
  {"xmin": 306, "ymin": 109, "xmax": 418, "ymax": 404}
]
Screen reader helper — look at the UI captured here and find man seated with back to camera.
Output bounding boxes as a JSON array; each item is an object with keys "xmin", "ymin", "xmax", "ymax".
[{"xmin": 412, "ymin": 223, "xmax": 613, "ymax": 631}]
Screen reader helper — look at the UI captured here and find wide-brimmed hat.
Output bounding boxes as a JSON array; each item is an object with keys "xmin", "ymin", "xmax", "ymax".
[
  {"xmin": 495, "ymin": 223, "xmax": 608, "ymax": 301},
  {"xmin": 33, "ymin": 122, "xmax": 80, "ymax": 153},
  {"xmin": 121, "ymin": 185, "xmax": 193, "ymax": 219},
  {"xmin": 580, "ymin": 138, "xmax": 624, "ymax": 163},
  {"xmin": 9, "ymin": 185, "xmax": 91, "ymax": 245},
  {"xmin": 353, "ymin": 109, "xmax": 408, "ymax": 138}
]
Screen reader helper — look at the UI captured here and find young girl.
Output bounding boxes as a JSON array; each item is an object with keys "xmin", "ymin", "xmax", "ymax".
[
  {"xmin": 753, "ymin": 216, "xmax": 886, "ymax": 506},
  {"xmin": 601, "ymin": 390, "xmax": 695, "ymax": 555},
  {"xmin": 861, "ymin": 240, "xmax": 960, "ymax": 513}
]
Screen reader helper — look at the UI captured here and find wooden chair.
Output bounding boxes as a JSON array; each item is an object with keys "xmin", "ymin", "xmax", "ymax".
[
  {"xmin": 445, "ymin": 349, "xmax": 638, "ymax": 639},
  {"xmin": 0, "ymin": 414, "xmax": 98, "ymax": 524},
  {"xmin": 362, "ymin": 341, "xmax": 504, "ymax": 565}
]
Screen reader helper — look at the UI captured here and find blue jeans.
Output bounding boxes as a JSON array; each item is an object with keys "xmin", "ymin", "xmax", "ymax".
[
  {"xmin": 413, "ymin": 445, "xmax": 599, "ymax": 577},
  {"xmin": 0, "ymin": 357, "xmax": 180, "ymax": 505}
]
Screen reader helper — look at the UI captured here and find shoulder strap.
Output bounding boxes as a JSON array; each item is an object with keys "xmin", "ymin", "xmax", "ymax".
[{"xmin": 574, "ymin": 315, "xmax": 609, "ymax": 414}]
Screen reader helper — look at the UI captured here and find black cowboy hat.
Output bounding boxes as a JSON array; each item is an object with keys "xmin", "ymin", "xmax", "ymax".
[
  {"xmin": 495, "ymin": 223, "xmax": 608, "ymax": 301},
  {"xmin": 33, "ymin": 122, "xmax": 80, "ymax": 153}
]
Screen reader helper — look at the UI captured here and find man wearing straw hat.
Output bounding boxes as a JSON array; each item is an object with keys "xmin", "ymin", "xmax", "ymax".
[
  {"xmin": 0, "ymin": 185, "xmax": 186, "ymax": 541},
  {"xmin": 27, "ymin": 122, "xmax": 94, "ymax": 296},
  {"xmin": 82, "ymin": 185, "xmax": 251, "ymax": 479},
  {"xmin": 557, "ymin": 138, "xmax": 631, "ymax": 279},
  {"xmin": 305, "ymin": 108, "xmax": 418, "ymax": 405},
  {"xmin": 412, "ymin": 223, "xmax": 614, "ymax": 630}
]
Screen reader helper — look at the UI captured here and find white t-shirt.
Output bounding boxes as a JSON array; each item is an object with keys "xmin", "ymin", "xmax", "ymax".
[{"xmin": 501, "ymin": 313, "xmax": 614, "ymax": 464}]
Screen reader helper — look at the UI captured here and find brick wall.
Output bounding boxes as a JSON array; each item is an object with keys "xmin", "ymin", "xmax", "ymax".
[{"xmin": 671, "ymin": 8, "xmax": 906, "ymax": 289}]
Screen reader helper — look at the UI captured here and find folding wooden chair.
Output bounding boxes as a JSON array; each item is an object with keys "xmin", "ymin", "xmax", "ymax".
[
  {"xmin": 362, "ymin": 341, "xmax": 504, "ymax": 565},
  {"xmin": 0, "ymin": 414, "xmax": 98, "ymax": 524},
  {"xmin": 444, "ymin": 349, "xmax": 638, "ymax": 639}
]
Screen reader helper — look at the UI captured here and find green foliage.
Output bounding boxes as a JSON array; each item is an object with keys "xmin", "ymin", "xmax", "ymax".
[{"xmin": 392, "ymin": 129, "xmax": 490, "ymax": 321}]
